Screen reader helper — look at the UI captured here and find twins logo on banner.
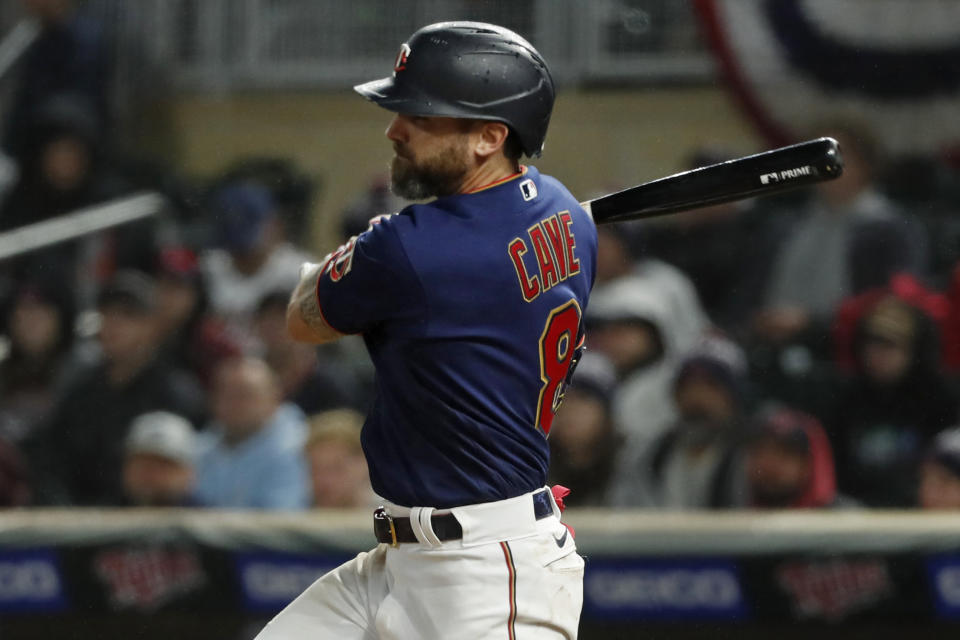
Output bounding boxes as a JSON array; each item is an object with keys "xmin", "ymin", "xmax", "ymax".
[
  {"xmin": 694, "ymin": 0, "xmax": 960, "ymax": 157},
  {"xmin": 775, "ymin": 557, "xmax": 894, "ymax": 621},
  {"xmin": 582, "ymin": 558, "xmax": 747, "ymax": 621},
  {"xmin": 93, "ymin": 545, "xmax": 207, "ymax": 612}
]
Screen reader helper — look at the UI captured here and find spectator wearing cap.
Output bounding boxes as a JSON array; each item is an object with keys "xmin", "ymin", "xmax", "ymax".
[
  {"xmin": 305, "ymin": 409, "xmax": 376, "ymax": 508},
  {"xmin": 739, "ymin": 406, "xmax": 855, "ymax": 510},
  {"xmin": 23, "ymin": 270, "xmax": 206, "ymax": 505},
  {"xmin": 918, "ymin": 428, "xmax": 960, "ymax": 509},
  {"xmin": 200, "ymin": 182, "xmax": 316, "ymax": 348},
  {"xmin": 193, "ymin": 357, "xmax": 310, "ymax": 510},
  {"xmin": 547, "ymin": 352, "xmax": 622, "ymax": 507},
  {"xmin": 155, "ymin": 246, "xmax": 242, "ymax": 388},
  {"xmin": 607, "ymin": 333, "xmax": 750, "ymax": 508},
  {"xmin": 122, "ymin": 411, "xmax": 198, "ymax": 507},
  {"xmin": 828, "ymin": 294, "xmax": 958, "ymax": 507}
]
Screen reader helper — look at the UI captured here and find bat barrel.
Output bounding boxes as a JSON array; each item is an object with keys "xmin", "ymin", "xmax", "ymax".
[{"xmin": 591, "ymin": 137, "xmax": 844, "ymax": 224}]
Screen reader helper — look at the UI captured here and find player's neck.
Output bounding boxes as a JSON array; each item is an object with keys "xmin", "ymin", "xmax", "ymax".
[{"xmin": 457, "ymin": 155, "xmax": 521, "ymax": 194}]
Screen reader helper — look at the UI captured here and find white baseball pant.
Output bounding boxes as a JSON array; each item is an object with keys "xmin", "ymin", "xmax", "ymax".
[{"xmin": 255, "ymin": 487, "xmax": 584, "ymax": 639}]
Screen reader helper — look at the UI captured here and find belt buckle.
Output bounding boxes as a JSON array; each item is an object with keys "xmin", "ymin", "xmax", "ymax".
[{"xmin": 374, "ymin": 507, "xmax": 398, "ymax": 547}]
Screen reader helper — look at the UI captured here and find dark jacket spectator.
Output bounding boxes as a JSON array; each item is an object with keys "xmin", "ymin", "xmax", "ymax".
[
  {"xmin": 828, "ymin": 291, "xmax": 959, "ymax": 507},
  {"xmin": 2, "ymin": 0, "xmax": 112, "ymax": 162},
  {"xmin": 548, "ymin": 352, "xmax": 622, "ymax": 507},
  {"xmin": 0, "ymin": 95, "xmax": 155, "ymax": 306},
  {"xmin": 0, "ymin": 277, "xmax": 91, "ymax": 443},
  {"xmin": 25, "ymin": 270, "xmax": 205, "ymax": 505}
]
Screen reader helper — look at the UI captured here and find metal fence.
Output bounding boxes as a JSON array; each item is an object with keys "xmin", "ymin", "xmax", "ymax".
[{"xmin": 3, "ymin": 0, "xmax": 713, "ymax": 92}]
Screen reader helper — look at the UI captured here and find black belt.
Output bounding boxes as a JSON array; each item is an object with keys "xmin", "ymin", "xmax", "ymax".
[{"xmin": 374, "ymin": 489, "xmax": 553, "ymax": 546}]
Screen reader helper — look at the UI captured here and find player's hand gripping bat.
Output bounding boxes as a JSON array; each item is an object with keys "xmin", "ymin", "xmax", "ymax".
[{"xmin": 582, "ymin": 137, "xmax": 843, "ymax": 224}]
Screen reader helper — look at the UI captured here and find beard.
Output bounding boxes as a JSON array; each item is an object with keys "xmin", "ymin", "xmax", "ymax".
[{"xmin": 390, "ymin": 137, "xmax": 471, "ymax": 200}]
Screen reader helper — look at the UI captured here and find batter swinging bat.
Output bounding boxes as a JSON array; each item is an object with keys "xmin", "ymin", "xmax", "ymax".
[{"xmin": 582, "ymin": 137, "xmax": 843, "ymax": 225}]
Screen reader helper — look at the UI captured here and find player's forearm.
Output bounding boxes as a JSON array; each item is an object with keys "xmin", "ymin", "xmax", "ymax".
[{"xmin": 287, "ymin": 263, "xmax": 342, "ymax": 344}]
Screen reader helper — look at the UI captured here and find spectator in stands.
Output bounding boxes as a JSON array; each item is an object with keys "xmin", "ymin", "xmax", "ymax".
[
  {"xmin": 586, "ymin": 277, "xmax": 707, "ymax": 449},
  {"xmin": 25, "ymin": 270, "xmax": 206, "ymax": 505},
  {"xmin": 547, "ymin": 352, "xmax": 621, "ymax": 507},
  {"xmin": 607, "ymin": 333, "xmax": 749, "ymax": 508},
  {"xmin": 0, "ymin": 95, "xmax": 134, "ymax": 300},
  {"xmin": 193, "ymin": 357, "xmax": 310, "ymax": 510},
  {"xmin": 305, "ymin": 409, "xmax": 375, "ymax": 508},
  {"xmin": 0, "ymin": 277, "xmax": 92, "ymax": 443},
  {"xmin": 2, "ymin": 0, "xmax": 112, "ymax": 163},
  {"xmin": 918, "ymin": 427, "xmax": 960, "ymax": 509},
  {"xmin": 154, "ymin": 247, "xmax": 242, "ymax": 388},
  {"xmin": 750, "ymin": 123, "xmax": 925, "ymax": 351},
  {"xmin": 829, "ymin": 293, "xmax": 958, "ymax": 507},
  {"xmin": 201, "ymin": 182, "xmax": 315, "ymax": 347},
  {"xmin": 253, "ymin": 290, "xmax": 363, "ymax": 414},
  {"xmin": 122, "ymin": 411, "xmax": 198, "ymax": 507},
  {"xmin": 740, "ymin": 406, "xmax": 854, "ymax": 509}
]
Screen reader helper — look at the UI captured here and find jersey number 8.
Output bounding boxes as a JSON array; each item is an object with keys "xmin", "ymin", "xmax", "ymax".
[{"xmin": 535, "ymin": 299, "xmax": 582, "ymax": 436}]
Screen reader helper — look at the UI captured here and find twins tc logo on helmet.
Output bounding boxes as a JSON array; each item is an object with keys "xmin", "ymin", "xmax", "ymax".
[{"xmin": 393, "ymin": 43, "xmax": 411, "ymax": 75}]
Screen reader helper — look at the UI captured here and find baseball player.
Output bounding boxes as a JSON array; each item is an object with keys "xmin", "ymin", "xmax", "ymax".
[{"xmin": 262, "ymin": 21, "xmax": 597, "ymax": 639}]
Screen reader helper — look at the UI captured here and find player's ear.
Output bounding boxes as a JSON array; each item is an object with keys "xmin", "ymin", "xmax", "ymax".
[{"xmin": 472, "ymin": 121, "xmax": 510, "ymax": 160}]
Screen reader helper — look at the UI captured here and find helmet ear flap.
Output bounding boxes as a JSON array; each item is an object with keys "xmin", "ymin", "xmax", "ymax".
[{"xmin": 354, "ymin": 21, "xmax": 555, "ymax": 158}]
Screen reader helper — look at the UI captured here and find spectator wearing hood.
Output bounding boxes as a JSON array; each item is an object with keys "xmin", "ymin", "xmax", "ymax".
[
  {"xmin": 917, "ymin": 427, "xmax": 960, "ymax": 510},
  {"xmin": 547, "ymin": 352, "xmax": 622, "ymax": 507},
  {"xmin": 201, "ymin": 182, "xmax": 316, "ymax": 348},
  {"xmin": 586, "ymin": 271, "xmax": 708, "ymax": 451},
  {"xmin": 740, "ymin": 407, "xmax": 855, "ymax": 510},
  {"xmin": 0, "ymin": 95, "xmax": 156, "ymax": 306},
  {"xmin": 607, "ymin": 333, "xmax": 750, "ymax": 508},
  {"xmin": 828, "ymin": 293, "xmax": 958, "ymax": 507},
  {"xmin": 2, "ymin": 0, "xmax": 112, "ymax": 163}
]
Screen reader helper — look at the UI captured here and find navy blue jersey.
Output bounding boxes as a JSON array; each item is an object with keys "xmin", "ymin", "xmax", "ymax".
[{"xmin": 315, "ymin": 166, "xmax": 597, "ymax": 507}]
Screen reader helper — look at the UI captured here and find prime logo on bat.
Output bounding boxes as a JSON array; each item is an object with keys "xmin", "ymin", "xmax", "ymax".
[{"xmin": 270, "ymin": 21, "xmax": 594, "ymax": 640}]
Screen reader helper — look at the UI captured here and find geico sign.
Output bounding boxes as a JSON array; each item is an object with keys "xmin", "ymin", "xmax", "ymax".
[
  {"xmin": 242, "ymin": 563, "xmax": 326, "ymax": 601},
  {"xmin": 936, "ymin": 566, "xmax": 960, "ymax": 606},
  {"xmin": 587, "ymin": 568, "xmax": 741, "ymax": 609},
  {"xmin": 0, "ymin": 560, "xmax": 60, "ymax": 600}
]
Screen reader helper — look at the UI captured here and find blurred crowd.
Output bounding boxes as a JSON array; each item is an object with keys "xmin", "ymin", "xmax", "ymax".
[{"xmin": 2, "ymin": 0, "xmax": 960, "ymax": 513}]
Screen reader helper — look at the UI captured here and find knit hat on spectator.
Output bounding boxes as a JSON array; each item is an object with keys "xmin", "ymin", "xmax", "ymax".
[
  {"xmin": 928, "ymin": 427, "xmax": 960, "ymax": 481},
  {"xmin": 125, "ymin": 412, "xmax": 197, "ymax": 466},
  {"xmin": 213, "ymin": 182, "xmax": 276, "ymax": 253},
  {"xmin": 673, "ymin": 332, "xmax": 748, "ymax": 404}
]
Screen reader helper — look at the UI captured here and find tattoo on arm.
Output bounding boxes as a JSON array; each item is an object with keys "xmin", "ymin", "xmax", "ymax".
[
  {"xmin": 293, "ymin": 263, "xmax": 328, "ymax": 331},
  {"xmin": 297, "ymin": 283, "xmax": 326, "ymax": 330}
]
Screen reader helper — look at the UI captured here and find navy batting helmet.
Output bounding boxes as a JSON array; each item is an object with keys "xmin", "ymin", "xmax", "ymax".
[{"xmin": 354, "ymin": 21, "xmax": 556, "ymax": 158}]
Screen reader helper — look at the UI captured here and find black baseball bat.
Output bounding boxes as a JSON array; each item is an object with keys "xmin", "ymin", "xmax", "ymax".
[{"xmin": 582, "ymin": 137, "xmax": 844, "ymax": 225}]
